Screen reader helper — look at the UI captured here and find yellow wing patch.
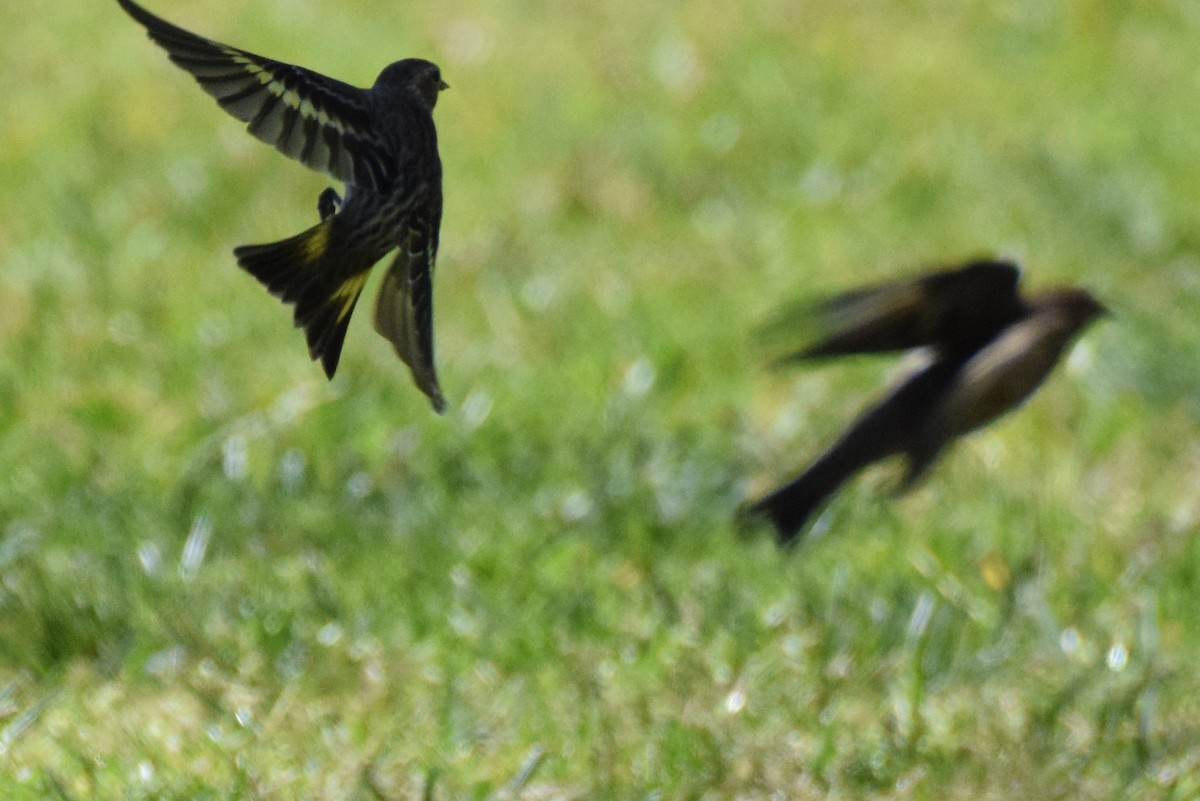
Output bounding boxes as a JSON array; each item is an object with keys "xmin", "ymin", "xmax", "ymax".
[
  {"xmin": 332, "ymin": 272, "xmax": 370, "ymax": 322},
  {"xmin": 301, "ymin": 220, "xmax": 333, "ymax": 262}
]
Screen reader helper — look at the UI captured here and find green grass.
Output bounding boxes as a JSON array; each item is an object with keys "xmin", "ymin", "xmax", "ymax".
[{"xmin": 3, "ymin": 0, "xmax": 1200, "ymax": 797}]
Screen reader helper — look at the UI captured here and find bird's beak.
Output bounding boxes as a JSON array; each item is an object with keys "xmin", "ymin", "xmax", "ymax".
[{"xmin": 438, "ymin": 79, "xmax": 450, "ymax": 91}]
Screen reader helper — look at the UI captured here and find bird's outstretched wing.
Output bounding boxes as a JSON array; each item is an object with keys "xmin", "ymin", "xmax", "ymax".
[
  {"xmin": 771, "ymin": 259, "xmax": 1025, "ymax": 363},
  {"xmin": 118, "ymin": 0, "xmax": 382, "ymax": 187},
  {"xmin": 373, "ymin": 214, "xmax": 444, "ymax": 413}
]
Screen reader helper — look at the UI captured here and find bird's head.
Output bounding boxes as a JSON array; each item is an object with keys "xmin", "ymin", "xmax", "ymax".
[
  {"xmin": 375, "ymin": 58, "xmax": 449, "ymax": 109},
  {"xmin": 1034, "ymin": 287, "xmax": 1109, "ymax": 333},
  {"xmin": 1056, "ymin": 288, "xmax": 1107, "ymax": 324}
]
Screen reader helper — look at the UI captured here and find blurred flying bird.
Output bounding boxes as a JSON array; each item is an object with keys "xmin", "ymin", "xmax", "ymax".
[
  {"xmin": 118, "ymin": 0, "xmax": 450, "ymax": 411},
  {"xmin": 750, "ymin": 259, "xmax": 1106, "ymax": 545}
]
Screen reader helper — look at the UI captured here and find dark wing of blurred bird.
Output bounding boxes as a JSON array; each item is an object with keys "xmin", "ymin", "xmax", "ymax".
[
  {"xmin": 771, "ymin": 259, "xmax": 1027, "ymax": 363},
  {"xmin": 117, "ymin": 0, "xmax": 450, "ymax": 411}
]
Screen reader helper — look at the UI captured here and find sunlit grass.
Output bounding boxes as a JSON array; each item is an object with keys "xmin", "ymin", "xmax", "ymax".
[{"xmin": 2, "ymin": 0, "xmax": 1200, "ymax": 798}]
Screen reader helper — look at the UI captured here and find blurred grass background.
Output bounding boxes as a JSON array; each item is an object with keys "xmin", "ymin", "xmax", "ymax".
[{"xmin": 3, "ymin": 0, "xmax": 1200, "ymax": 797}]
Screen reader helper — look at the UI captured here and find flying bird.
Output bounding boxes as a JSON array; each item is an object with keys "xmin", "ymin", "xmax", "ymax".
[
  {"xmin": 117, "ymin": 0, "xmax": 450, "ymax": 411},
  {"xmin": 750, "ymin": 259, "xmax": 1106, "ymax": 545}
]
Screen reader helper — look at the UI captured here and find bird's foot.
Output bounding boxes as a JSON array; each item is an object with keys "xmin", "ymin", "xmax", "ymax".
[{"xmin": 317, "ymin": 188, "xmax": 342, "ymax": 221}]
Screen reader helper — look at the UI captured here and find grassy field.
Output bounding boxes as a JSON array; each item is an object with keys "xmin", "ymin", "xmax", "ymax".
[{"xmin": 3, "ymin": 0, "xmax": 1200, "ymax": 797}]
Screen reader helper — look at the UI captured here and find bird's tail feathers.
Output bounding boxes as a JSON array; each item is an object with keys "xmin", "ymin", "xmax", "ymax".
[
  {"xmin": 234, "ymin": 220, "xmax": 369, "ymax": 378},
  {"xmin": 748, "ymin": 457, "xmax": 851, "ymax": 547},
  {"xmin": 235, "ymin": 219, "xmax": 334, "ymax": 301}
]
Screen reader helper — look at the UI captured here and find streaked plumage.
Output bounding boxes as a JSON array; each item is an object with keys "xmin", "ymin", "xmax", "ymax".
[
  {"xmin": 118, "ymin": 0, "xmax": 449, "ymax": 411},
  {"xmin": 750, "ymin": 260, "xmax": 1106, "ymax": 546}
]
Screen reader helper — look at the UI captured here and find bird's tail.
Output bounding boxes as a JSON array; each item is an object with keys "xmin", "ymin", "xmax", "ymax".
[
  {"xmin": 234, "ymin": 219, "xmax": 370, "ymax": 378},
  {"xmin": 747, "ymin": 455, "xmax": 853, "ymax": 547}
]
